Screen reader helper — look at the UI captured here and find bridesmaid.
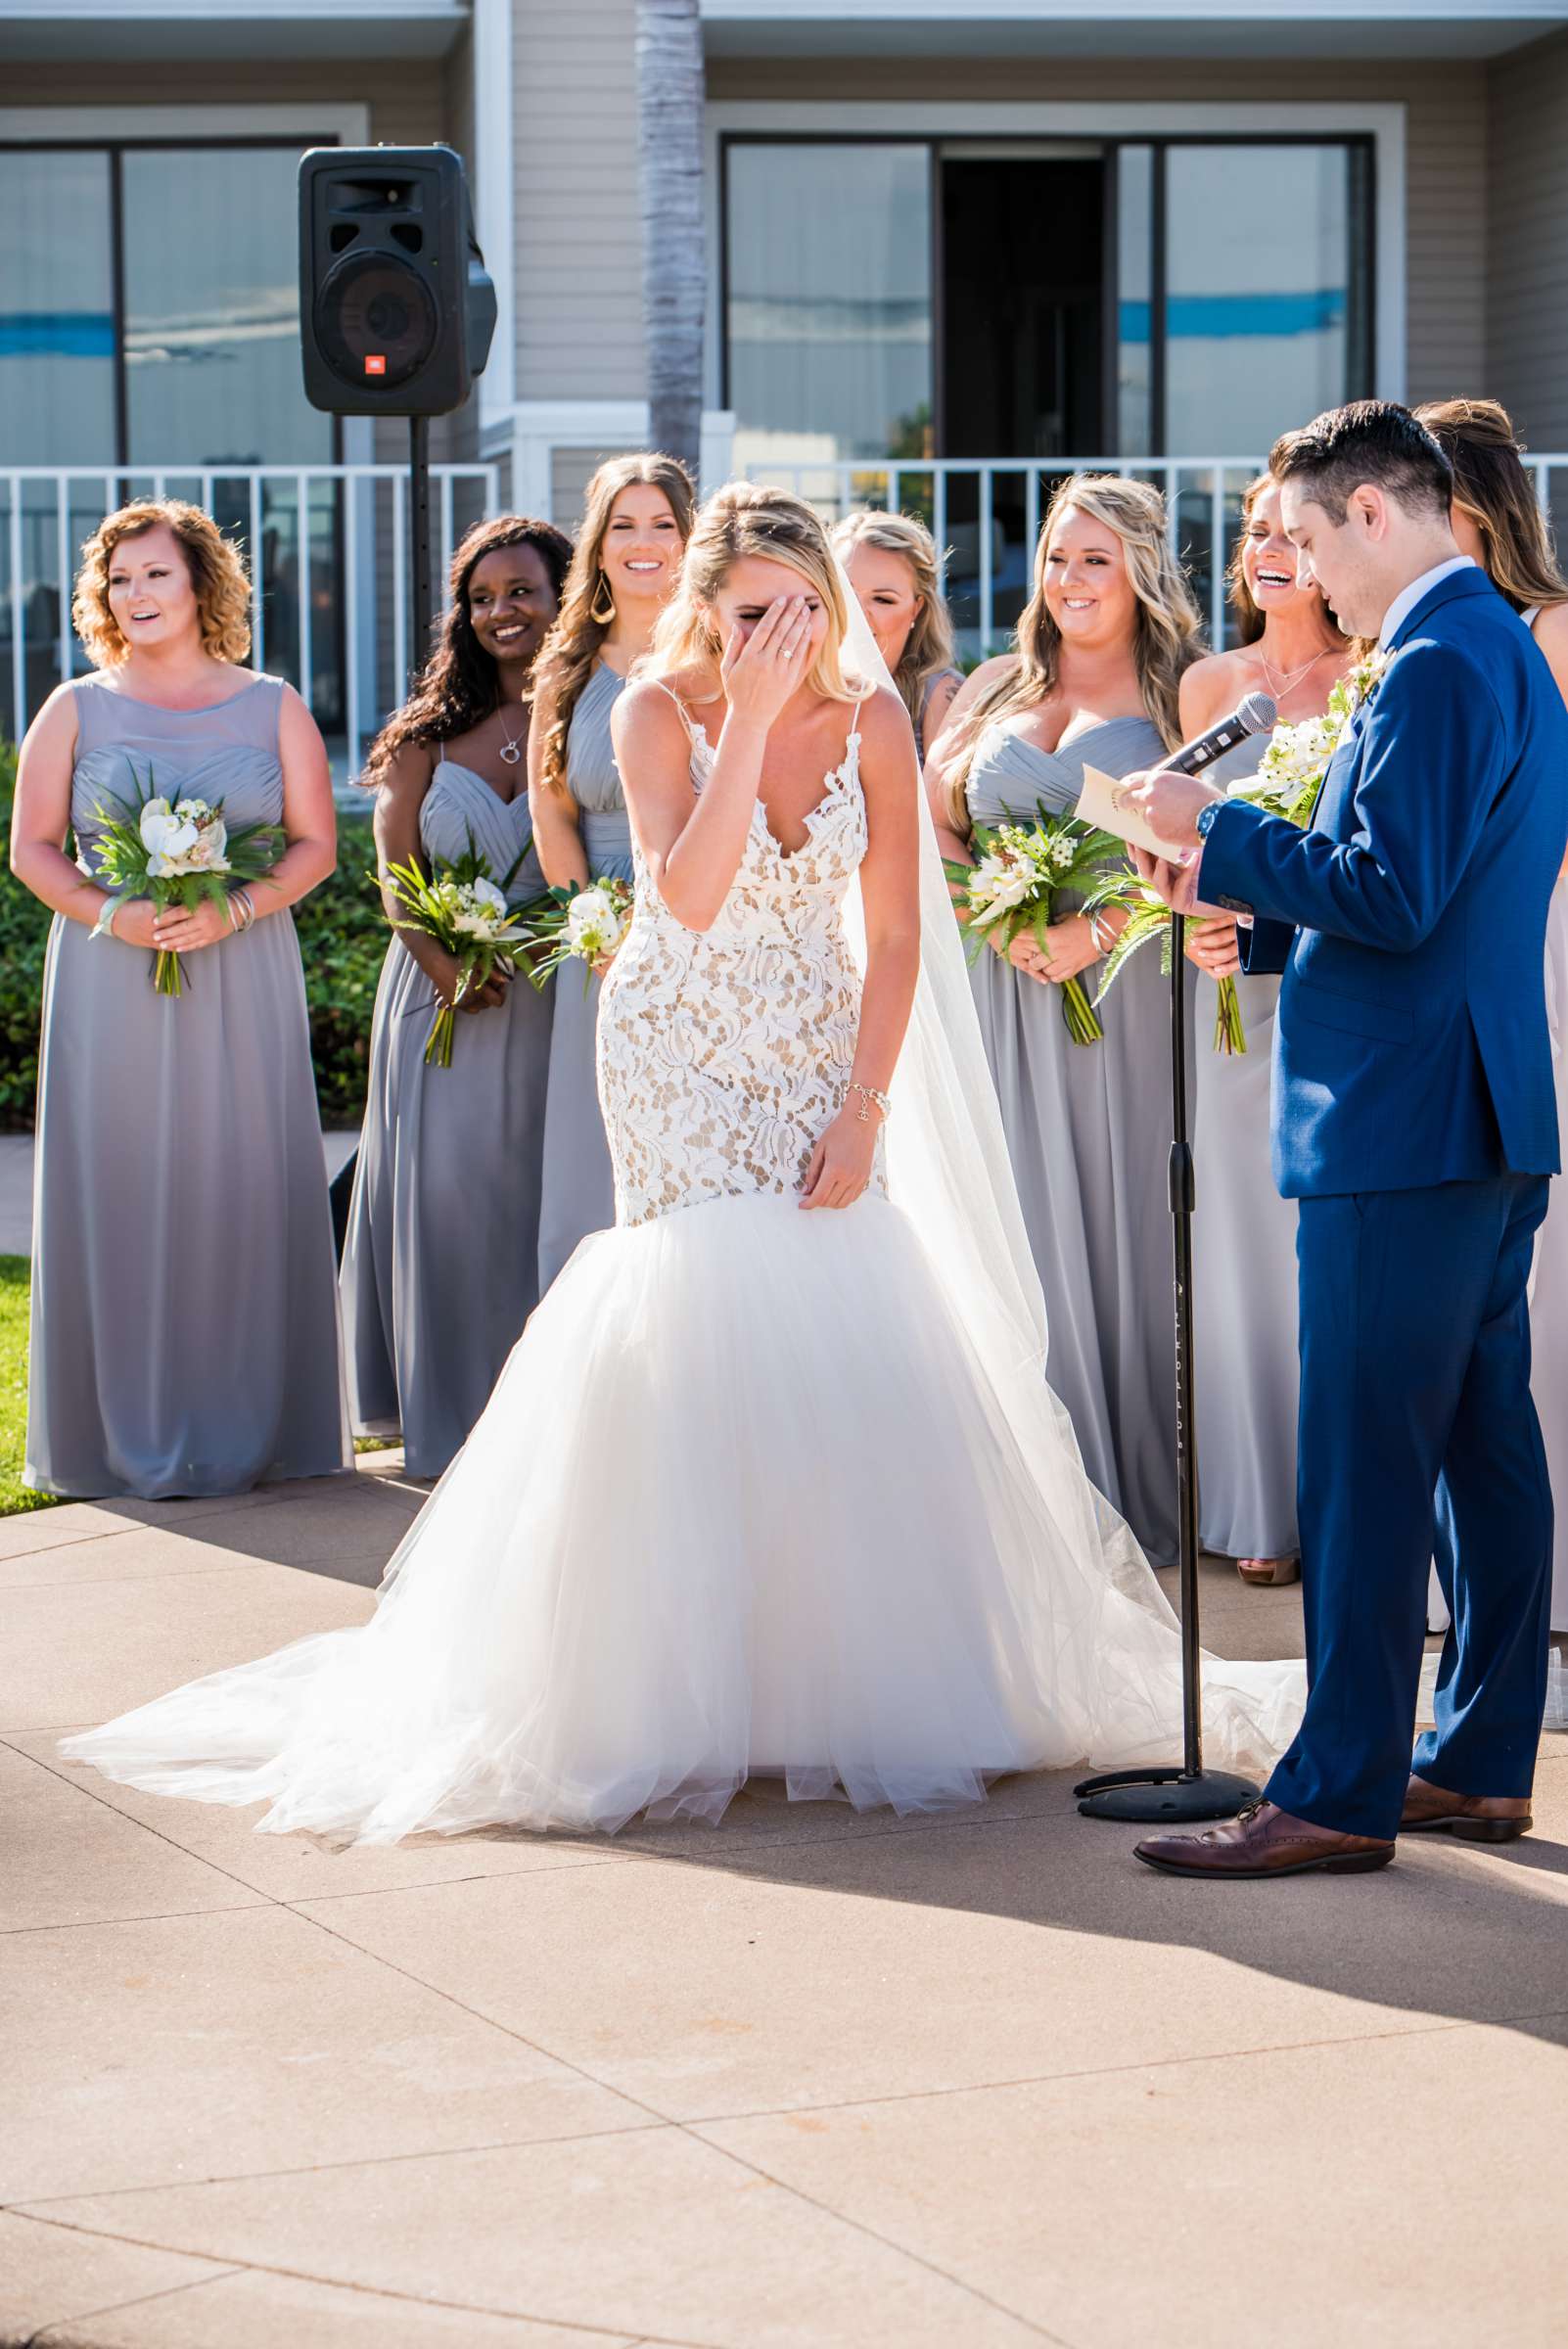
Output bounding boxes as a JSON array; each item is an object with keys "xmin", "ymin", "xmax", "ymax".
[
  {"xmin": 12, "ymin": 499, "xmax": 347, "ymax": 1498},
  {"xmin": 1415, "ymin": 397, "xmax": 1568, "ymax": 1635},
  {"xmin": 833, "ymin": 508, "xmax": 964, "ymax": 760},
  {"xmin": 529, "ymin": 453, "xmax": 694, "ymax": 1289},
  {"xmin": 341, "ymin": 516, "xmax": 572, "ymax": 1480},
  {"xmin": 926, "ymin": 475, "xmax": 1202, "ymax": 1566},
  {"xmin": 1179, "ymin": 474, "xmax": 1353, "ymax": 1589}
]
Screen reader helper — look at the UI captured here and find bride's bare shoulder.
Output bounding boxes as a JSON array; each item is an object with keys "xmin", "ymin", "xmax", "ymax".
[
  {"xmin": 852, "ymin": 679, "xmax": 916, "ymax": 757},
  {"xmin": 613, "ymin": 669, "xmax": 699, "ymax": 760}
]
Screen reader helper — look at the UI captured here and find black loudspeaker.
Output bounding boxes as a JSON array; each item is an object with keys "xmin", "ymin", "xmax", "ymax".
[{"xmin": 298, "ymin": 145, "xmax": 497, "ymax": 417}]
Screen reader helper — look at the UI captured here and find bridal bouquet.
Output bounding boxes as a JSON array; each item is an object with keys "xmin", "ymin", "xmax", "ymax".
[
  {"xmin": 524, "ymin": 878, "xmax": 634, "ymax": 994},
  {"xmin": 944, "ymin": 809, "xmax": 1126, "ymax": 1046},
  {"xmin": 380, "ymin": 837, "xmax": 538, "ymax": 1067},
  {"xmin": 1090, "ymin": 647, "xmax": 1395, "ymax": 1055},
  {"xmin": 91, "ymin": 768, "xmax": 281, "ymax": 998}
]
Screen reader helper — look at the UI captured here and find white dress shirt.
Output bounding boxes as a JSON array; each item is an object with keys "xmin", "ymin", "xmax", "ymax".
[{"xmin": 1379, "ymin": 554, "xmax": 1476, "ymax": 648}]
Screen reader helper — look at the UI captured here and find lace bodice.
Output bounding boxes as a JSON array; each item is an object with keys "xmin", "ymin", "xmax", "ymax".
[{"xmin": 596, "ymin": 702, "xmax": 887, "ymax": 1227}]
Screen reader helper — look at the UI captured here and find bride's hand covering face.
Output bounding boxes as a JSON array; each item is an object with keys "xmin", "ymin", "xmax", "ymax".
[{"xmin": 711, "ymin": 565, "xmax": 820, "ymax": 731}]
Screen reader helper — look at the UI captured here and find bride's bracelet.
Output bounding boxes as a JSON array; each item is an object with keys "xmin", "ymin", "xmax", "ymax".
[{"xmin": 847, "ymin": 1081, "xmax": 891, "ymax": 1125}]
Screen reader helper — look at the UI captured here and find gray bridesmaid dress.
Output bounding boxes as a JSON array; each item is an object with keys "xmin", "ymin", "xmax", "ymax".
[
  {"xmin": 1192, "ymin": 737, "xmax": 1300, "ymax": 1560},
  {"xmin": 536, "ymin": 659, "xmax": 631, "ymax": 1291},
  {"xmin": 26, "ymin": 674, "xmax": 349, "ymax": 1498},
  {"xmin": 340, "ymin": 752, "xmax": 553, "ymax": 1479},
  {"xmin": 965, "ymin": 714, "xmax": 1185, "ymax": 1566}
]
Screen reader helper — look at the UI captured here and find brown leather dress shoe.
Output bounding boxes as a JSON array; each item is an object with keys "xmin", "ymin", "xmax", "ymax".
[
  {"xmin": 1134, "ymin": 1800, "xmax": 1395, "ymax": 1880},
  {"xmin": 1400, "ymin": 1773, "xmax": 1532, "ymax": 1842}
]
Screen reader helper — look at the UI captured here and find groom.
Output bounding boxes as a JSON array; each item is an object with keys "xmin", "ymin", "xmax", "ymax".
[{"xmin": 1125, "ymin": 399, "xmax": 1568, "ymax": 1880}]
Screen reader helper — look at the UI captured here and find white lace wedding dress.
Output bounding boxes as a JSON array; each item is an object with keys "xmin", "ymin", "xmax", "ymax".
[{"xmin": 64, "ymin": 692, "xmax": 1301, "ymax": 1842}]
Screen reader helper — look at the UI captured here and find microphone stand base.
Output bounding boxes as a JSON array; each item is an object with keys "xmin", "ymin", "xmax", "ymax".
[{"xmin": 1074, "ymin": 1767, "xmax": 1259, "ymax": 1823}]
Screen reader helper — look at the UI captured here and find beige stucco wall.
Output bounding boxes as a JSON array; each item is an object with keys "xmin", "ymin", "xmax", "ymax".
[
  {"xmin": 706, "ymin": 51, "xmax": 1488, "ymax": 413},
  {"xmin": 1486, "ymin": 31, "xmax": 1568, "ymax": 450}
]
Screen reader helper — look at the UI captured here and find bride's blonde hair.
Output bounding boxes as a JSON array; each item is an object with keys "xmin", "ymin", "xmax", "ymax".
[{"xmin": 643, "ymin": 482, "xmax": 863, "ymax": 706}]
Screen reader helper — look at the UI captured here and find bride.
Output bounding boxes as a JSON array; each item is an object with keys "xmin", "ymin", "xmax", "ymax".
[{"xmin": 64, "ymin": 484, "xmax": 1300, "ymax": 1842}]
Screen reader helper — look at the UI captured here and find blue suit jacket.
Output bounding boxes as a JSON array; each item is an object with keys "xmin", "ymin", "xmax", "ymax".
[{"xmin": 1199, "ymin": 567, "xmax": 1568, "ymax": 1198}]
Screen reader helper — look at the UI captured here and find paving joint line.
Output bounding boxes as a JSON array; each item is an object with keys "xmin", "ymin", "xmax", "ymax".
[
  {"xmin": 0, "ymin": 1740, "xmax": 287, "ymax": 1909},
  {"xmin": 1, "ymin": 1900, "xmax": 275, "ymax": 1938},
  {"xmin": 680, "ymin": 1999, "xmax": 1568, "ymax": 2134},
  {"xmin": 287, "ymin": 1905, "xmax": 1065, "ymax": 2346},
  {"xmin": 6, "ymin": 2213, "xmax": 708, "ymax": 2348},
  {"xmin": 16, "ymin": 2261, "xmax": 248, "ymax": 2349},
  {"xmin": 0, "ymin": 1480, "xmax": 405, "ymax": 1566},
  {"xmin": 9, "ymin": 2117, "xmax": 670, "ymax": 2208}
]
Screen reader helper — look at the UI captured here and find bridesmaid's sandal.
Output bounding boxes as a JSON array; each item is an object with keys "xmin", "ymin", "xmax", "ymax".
[{"xmin": 1237, "ymin": 1554, "xmax": 1301, "ymax": 1588}]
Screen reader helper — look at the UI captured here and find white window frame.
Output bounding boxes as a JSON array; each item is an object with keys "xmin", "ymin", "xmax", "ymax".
[{"xmin": 705, "ymin": 99, "xmax": 1407, "ymax": 438}]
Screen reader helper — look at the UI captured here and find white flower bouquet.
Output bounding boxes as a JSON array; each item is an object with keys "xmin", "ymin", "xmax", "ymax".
[
  {"xmin": 944, "ymin": 809, "xmax": 1126, "ymax": 1045},
  {"xmin": 91, "ymin": 767, "xmax": 281, "ymax": 997},
  {"xmin": 524, "ymin": 878, "xmax": 634, "ymax": 994},
  {"xmin": 380, "ymin": 838, "xmax": 539, "ymax": 1067},
  {"xmin": 1239, "ymin": 646, "xmax": 1391, "ymax": 827}
]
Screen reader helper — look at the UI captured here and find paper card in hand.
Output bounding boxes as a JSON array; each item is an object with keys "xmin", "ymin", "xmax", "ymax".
[{"xmin": 1075, "ymin": 762, "xmax": 1187, "ymax": 861}]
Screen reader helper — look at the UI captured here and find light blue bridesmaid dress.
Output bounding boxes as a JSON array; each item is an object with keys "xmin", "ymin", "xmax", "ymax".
[
  {"xmin": 340, "ymin": 749, "xmax": 553, "ymax": 1479},
  {"xmin": 965, "ymin": 714, "xmax": 1186, "ymax": 1567},
  {"xmin": 536, "ymin": 659, "xmax": 631, "ymax": 1291},
  {"xmin": 26, "ymin": 674, "xmax": 350, "ymax": 1497},
  {"xmin": 1191, "ymin": 736, "xmax": 1300, "ymax": 1561}
]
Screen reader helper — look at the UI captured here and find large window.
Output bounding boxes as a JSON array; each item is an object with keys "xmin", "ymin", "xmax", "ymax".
[
  {"xmin": 723, "ymin": 133, "xmax": 1375, "ymax": 463},
  {"xmin": 0, "ymin": 138, "xmax": 340, "ymax": 738},
  {"xmin": 1157, "ymin": 143, "xmax": 1372, "ymax": 456},
  {"xmin": 0, "ymin": 140, "xmax": 333, "ymax": 468},
  {"xmin": 725, "ymin": 142, "xmax": 933, "ymax": 473}
]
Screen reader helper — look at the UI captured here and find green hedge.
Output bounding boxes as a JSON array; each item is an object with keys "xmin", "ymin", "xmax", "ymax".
[{"xmin": 0, "ymin": 740, "xmax": 389, "ymax": 1131}]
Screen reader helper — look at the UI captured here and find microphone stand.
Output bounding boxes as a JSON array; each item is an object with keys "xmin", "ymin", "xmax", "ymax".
[{"xmin": 1074, "ymin": 898, "xmax": 1260, "ymax": 1824}]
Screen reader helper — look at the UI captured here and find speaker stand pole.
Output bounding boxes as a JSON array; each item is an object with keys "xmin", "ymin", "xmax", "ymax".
[
  {"xmin": 1075, "ymin": 908, "xmax": 1260, "ymax": 1824},
  {"xmin": 408, "ymin": 412, "xmax": 434, "ymax": 688}
]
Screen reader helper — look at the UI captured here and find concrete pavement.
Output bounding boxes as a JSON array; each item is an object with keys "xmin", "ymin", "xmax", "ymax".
[{"xmin": 3, "ymin": 1456, "xmax": 1567, "ymax": 2347}]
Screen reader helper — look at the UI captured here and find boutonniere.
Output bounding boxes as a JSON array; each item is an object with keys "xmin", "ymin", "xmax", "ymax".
[{"xmin": 1346, "ymin": 646, "xmax": 1395, "ymax": 714}]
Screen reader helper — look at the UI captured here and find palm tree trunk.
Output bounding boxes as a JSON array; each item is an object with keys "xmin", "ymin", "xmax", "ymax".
[{"xmin": 635, "ymin": 0, "xmax": 706, "ymax": 478}]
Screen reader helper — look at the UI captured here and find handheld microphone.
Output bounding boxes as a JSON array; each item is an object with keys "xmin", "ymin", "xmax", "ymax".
[{"xmin": 1164, "ymin": 689, "xmax": 1276, "ymax": 776}]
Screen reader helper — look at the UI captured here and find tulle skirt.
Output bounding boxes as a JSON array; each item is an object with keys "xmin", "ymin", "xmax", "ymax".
[{"xmin": 63, "ymin": 1192, "xmax": 1302, "ymax": 1842}]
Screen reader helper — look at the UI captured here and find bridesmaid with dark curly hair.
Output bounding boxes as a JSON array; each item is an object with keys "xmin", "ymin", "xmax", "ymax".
[{"xmin": 341, "ymin": 514, "xmax": 572, "ymax": 1478}]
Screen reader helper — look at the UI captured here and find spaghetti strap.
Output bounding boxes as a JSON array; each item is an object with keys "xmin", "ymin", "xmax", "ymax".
[{"xmin": 651, "ymin": 678, "xmax": 703, "ymax": 745}]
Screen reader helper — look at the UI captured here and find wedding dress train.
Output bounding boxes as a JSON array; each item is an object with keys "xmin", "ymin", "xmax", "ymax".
[{"xmin": 64, "ymin": 693, "xmax": 1302, "ymax": 1841}]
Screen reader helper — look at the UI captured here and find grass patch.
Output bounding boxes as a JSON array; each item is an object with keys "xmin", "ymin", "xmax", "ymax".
[{"xmin": 0, "ymin": 1255, "xmax": 55, "ymax": 1516}]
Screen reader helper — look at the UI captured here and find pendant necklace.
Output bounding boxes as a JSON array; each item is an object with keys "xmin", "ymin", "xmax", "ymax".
[
  {"xmin": 498, "ymin": 708, "xmax": 526, "ymax": 766},
  {"xmin": 1258, "ymin": 644, "xmax": 1331, "ymax": 703}
]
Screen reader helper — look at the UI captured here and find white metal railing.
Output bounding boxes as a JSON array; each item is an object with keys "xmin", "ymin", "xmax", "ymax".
[
  {"xmin": 745, "ymin": 453, "xmax": 1568, "ymax": 658},
  {"xmin": 0, "ymin": 462, "xmax": 502, "ymax": 772},
  {"xmin": 11, "ymin": 449, "xmax": 1568, "ymax": 754}
]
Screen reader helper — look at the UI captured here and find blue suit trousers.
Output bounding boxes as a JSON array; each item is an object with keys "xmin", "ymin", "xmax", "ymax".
[{"xmin": 1266, "ymin": 1173, "xmax": 1553, "ymax": 1840}]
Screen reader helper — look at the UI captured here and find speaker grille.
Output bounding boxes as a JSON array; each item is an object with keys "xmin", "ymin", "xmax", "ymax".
[{"xmin": 312, "ymin": 251, "xmax": 439, "ymax": 392}]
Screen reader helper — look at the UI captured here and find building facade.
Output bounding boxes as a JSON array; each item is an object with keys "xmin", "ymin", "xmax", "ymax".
[{"xmin": 3, "ymin": 0, "xmax": 1567, "ymax": 753}]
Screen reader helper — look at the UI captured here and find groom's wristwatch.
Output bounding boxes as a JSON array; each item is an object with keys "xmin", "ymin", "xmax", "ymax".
[{"xmin": 1192, "ymin": 799, "xmax": 1252, "ymax": 915}]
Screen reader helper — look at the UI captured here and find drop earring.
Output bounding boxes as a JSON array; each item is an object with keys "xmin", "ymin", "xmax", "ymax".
[{"xmin": 589, "ymin": 571, "xmax": 616, "ymax": 624}]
